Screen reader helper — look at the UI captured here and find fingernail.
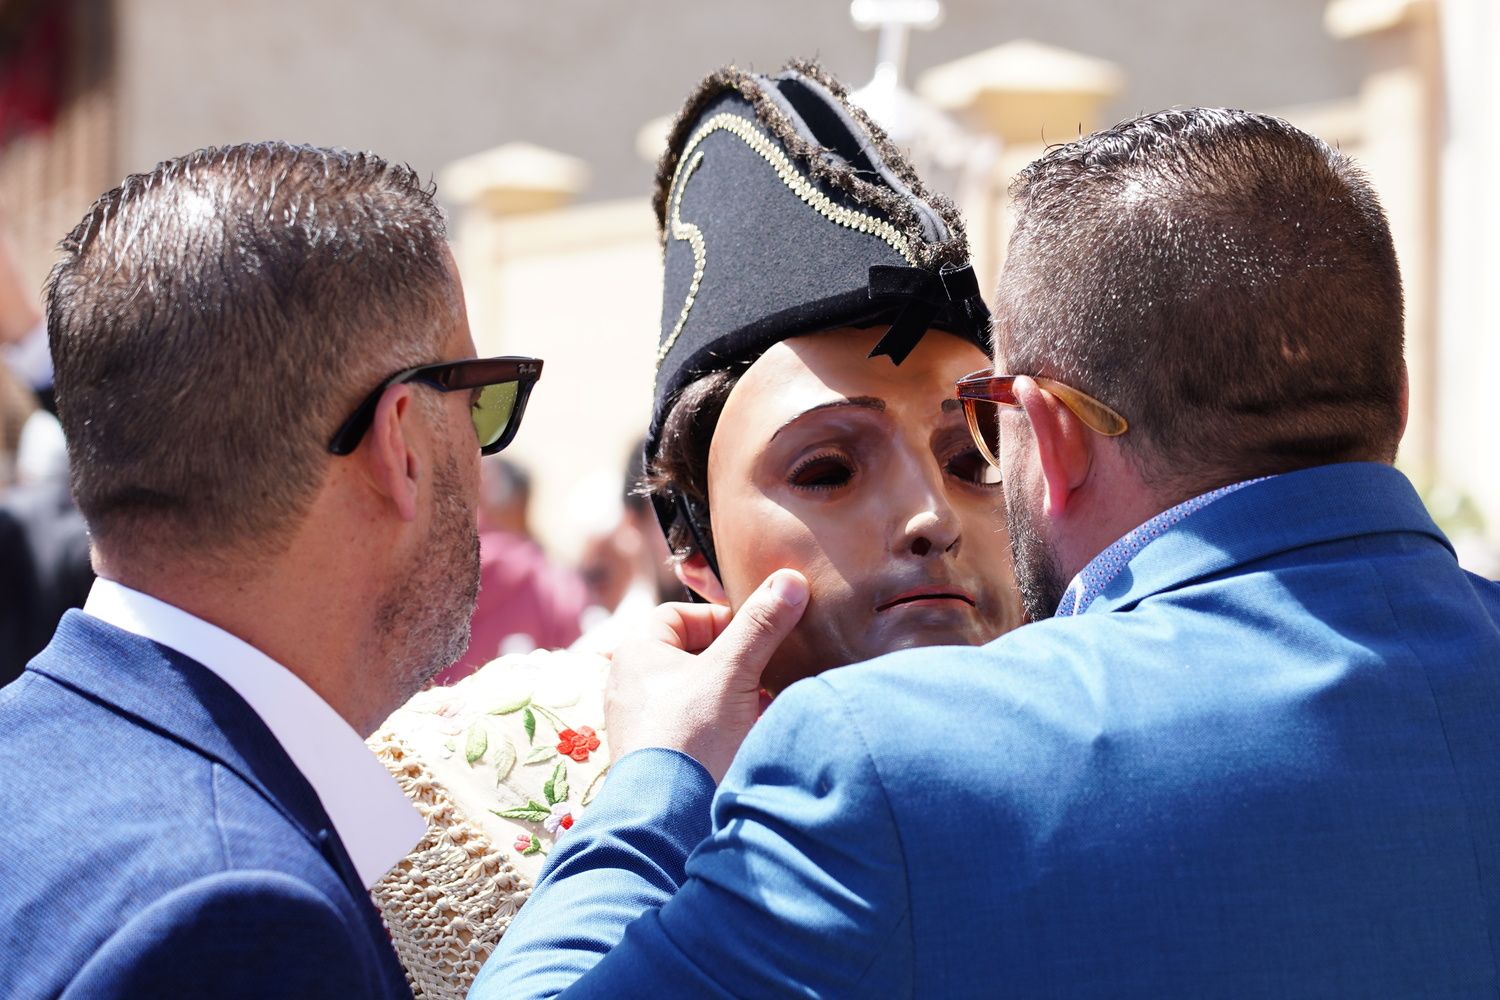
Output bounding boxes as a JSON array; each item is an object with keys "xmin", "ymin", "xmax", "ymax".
[{"xmin": 768, "ymin": 571, "xmax": 808, "ymax": 607}]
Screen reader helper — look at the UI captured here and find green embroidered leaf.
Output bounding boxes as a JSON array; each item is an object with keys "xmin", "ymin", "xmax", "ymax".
[
  {"xmin": 544, "ymin": 762, "xmax": 570, "ymax": 805},
  {"xmin": 493, "ymin": 738, "xmax": 517, "ymax": 784},
  {"xmin": 464, "ymin": 722, "xmax": 489, "ymax": 765},
  {"xmin": 522, "ymin": 707, "xmax": 536, "ymax": 744},
  {"xmin": 522, "ymin": 836, "xmax": 545, "ymax": 856},
  {"xmin": 489, "ymin": 693, "xmax": 531, "ymax": 715},
  {"xmin": 530, "ymin": 703, "xmax": 570, "ymax": 732},
  {"xmin": 443, "ymin": 739, "xmax": 457, "ymax": 754},
  {"xmin": 525, "ymin": 746, "xmax": 558, "ymax": 766},
  {"xmin": 491, "ymin": 801, "xmax": 549, "ymax": 823},
  {"xmin": 580, "ymin": 764, "xmax": 611, "ymax": 806}
]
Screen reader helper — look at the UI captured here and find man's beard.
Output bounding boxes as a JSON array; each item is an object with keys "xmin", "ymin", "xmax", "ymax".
[
  {"xmin": 376, "ymin": 452, "xmax": 481, "ymax": 704},
  {"xmin": 1003, "ymin": 478, "xmax": 1066, "ymax": 622}
]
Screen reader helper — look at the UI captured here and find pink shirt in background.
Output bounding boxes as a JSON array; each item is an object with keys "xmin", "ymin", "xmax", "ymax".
[{"xmin": 434, "ymin": 530, "xmax": 587, "ymax": 686}]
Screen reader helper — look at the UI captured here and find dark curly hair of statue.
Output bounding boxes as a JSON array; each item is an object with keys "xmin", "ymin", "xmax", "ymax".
[{"xmin": 637, "ymin": 367, "xmax": 745, "ymax": 563}]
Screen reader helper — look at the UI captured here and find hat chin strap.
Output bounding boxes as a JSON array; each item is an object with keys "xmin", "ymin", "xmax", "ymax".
[
  {"xmin": 866, "ymin": 262, "xmax": 985, "ymax": 364},
  {"xmin": 675, "ymin": 492, "xmax": 722, "ymax": 601}
]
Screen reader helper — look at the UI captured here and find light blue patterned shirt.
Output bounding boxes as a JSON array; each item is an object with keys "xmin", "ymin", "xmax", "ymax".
[{"xmin": 1054, "ymin": 477, "xmax": 1270, "ymax": 617}]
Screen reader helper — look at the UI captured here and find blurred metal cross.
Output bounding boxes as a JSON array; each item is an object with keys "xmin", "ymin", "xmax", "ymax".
[{"xmin": 850, "ymin": 0, "xmax": 944, "ymax": 92}]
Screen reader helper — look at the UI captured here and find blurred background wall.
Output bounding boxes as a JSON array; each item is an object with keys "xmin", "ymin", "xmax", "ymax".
[{"xmin": 2, "ymin": 0, "xmax": 1495, "ymax": 569}]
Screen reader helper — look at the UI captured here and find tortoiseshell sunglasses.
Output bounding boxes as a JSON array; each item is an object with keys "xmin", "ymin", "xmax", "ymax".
[
  {"xmin": 328, "ymin": 356, "xmax": 543, "ymax": 457},
  {"xmin": 954, "ymin": 369, "xmax": 1129, "ymax": 469}
]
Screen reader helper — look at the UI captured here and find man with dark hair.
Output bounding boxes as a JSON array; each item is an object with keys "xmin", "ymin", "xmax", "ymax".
[
  {"xmin": 995, "ymin": 107, "xmax": 1408, "ymax": 622},
  {"xmin": 480, "ymin": 108, "xmax": 1500, "ymax": 998},
  {"xmin": 0, "ymin": 142, "xmax": 544, "ymax": 998}
]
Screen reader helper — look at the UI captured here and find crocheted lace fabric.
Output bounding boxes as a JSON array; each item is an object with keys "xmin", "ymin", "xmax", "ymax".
[
  {"xmin": 368, "ymin": 650, "xmax": 613, "ymax": 999},
  {"xmin": 369, "ymin": 731, "xmax": 529, "ymax": 999}
]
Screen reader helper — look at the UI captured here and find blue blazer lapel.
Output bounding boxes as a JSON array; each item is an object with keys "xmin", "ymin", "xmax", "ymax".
[
  {"xmin": 27, "ymin": 611, "xmax": 365, "ymax": 898},
  {"xmin": 1085, "ymin": 463, "xmax": 1453, "ymax": 616}
]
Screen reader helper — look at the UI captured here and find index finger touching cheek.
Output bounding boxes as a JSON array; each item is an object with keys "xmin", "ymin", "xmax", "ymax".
[{"xmin": 646, "ymin": 601, "xmax": 735, "ymax": 652}]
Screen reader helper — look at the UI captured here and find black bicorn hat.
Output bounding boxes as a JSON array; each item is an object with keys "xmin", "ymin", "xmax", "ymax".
[{"xmin": 646, "ymin": 61, "xmax": 993, "ymax": 571}]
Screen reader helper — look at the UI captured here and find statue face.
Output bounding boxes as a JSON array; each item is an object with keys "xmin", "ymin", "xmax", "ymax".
[{"xmin": 705, "ymin": 326, "xmax": 1022, "ymax": 692}]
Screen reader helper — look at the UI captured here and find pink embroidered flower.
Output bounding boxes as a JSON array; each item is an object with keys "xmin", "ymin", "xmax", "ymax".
[
  {"xmin": 543, "ymin": 801, "xmax": 575, "ymax": 835},
  {"xmin": 556, "ymin": 726, "xmax": 601, "ymax": 763},
  {"xmin": 514, "ymin": 832, "xmax": 533, "ymax": 853}
]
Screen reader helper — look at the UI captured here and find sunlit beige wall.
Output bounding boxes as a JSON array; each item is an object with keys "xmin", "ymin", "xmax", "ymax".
[
  {"xmin": 1433, "ymin": 0, "xmax": 1500, "ymax": 557},
  {"xmin": 452, "ymin": 199, "xmax": 662, "ymax": 561}
]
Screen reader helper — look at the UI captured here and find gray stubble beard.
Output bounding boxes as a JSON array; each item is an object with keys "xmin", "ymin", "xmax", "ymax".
[
  {"xmin": 376, "ymin": 452, "xmax": 482, "ymax": 707},
  {"xmin": 1002, "ymin": 477, "xmax": 1067, "ymax": 622}
]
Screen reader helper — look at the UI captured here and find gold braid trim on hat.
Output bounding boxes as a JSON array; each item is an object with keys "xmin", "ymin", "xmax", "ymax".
[
  {"xmin": 659, "ymin": 149, "xmax": 707, "ymax": 369},
  {"xmin": 656, "ymin": 113, "xmax": 917, "ymax": 370}
]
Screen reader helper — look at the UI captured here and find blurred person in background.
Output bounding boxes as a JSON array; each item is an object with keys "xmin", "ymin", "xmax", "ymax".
[
  {"xmin": 432, "ymin": 455, "xmax": 587, "ymax": 685},
  {"xmin": 0, "ymin": 141, "xmax": 545, "ymax": 999},
  {"xmin": 0, "ymin": 354, "xmax": 33, "ymax": 485},
  {"xmin": 0, "ymin": 202, "xmax": 87, "ymax": 687},
  {"xmin": 0, "ymin": 205, "xmax": 52, "ymax": 412},
  {"xmin": 368, "ymin": 61, "xmax": 1022, "ymax": 999},
  {"xmin": 0, "ymin": 360, "xmax": 91, "ymax": 687},
  {"xmin": 573, "ymin": 439, "xmax": 686, "ymax": 652},
  {"xmin": 0, "ymin": 362, "xmax": 37, "ymax": 683}
]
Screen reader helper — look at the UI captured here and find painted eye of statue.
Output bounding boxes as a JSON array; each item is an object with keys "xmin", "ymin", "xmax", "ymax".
[
  {"xmin": 788, "ymin": 453, "xmax": 855, "ymax": 491},
  {"xmin": 947, "ymin": 447, "xmax": 1002, "ymax": 487}
]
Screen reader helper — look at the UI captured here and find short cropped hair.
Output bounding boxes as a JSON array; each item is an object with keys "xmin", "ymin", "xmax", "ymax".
[
  {"xmin": 996, "ymin": 108, "xmax": 1405, "ymax": 493},
  {"xmin": 47, "ymin": 142, "xmax": 454, "ymax": 559}
]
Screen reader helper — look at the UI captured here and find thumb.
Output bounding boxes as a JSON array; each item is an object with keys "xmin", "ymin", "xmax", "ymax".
[{"xmin": 707, "ymin": 569, "xmax": 809, "ymax": 687}]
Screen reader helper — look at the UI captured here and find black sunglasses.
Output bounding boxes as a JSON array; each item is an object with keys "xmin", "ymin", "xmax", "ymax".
[{"xmin": 328, "ymin": 356, "xmax": 543, "ymax": 457}]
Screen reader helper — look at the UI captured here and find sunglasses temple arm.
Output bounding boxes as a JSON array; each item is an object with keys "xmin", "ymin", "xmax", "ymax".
[{"xmin": 328, "ymin": 393, "xmax": 383, "ymax": 455}]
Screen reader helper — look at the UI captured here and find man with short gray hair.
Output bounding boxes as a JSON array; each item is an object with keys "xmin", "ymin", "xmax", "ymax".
[{"xmin": 0, "ymin": 142, "xmax": 544, "ymax": 998}]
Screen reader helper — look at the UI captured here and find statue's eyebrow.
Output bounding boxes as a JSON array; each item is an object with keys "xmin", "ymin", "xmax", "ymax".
[{"xmin": 769, "ymin": 396, "xmax": 885, "ymax": 442}]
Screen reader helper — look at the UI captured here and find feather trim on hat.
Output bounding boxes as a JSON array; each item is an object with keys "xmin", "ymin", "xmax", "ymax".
[{"xmin": 652, "ymin": 60, "xmax": 971, "ymax": 272}]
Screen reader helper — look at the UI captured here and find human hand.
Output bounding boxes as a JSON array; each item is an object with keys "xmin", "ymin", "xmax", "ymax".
[{"xmin": 604, "ymin": 569, "xmax": 808, "ymax": 783}]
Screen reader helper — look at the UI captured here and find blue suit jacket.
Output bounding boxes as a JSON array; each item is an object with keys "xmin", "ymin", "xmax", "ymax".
[
  {"xmin": 0, "ymin": 612, "xmax": 413, "ymax": 999},
  {"xmin": 478, "ymin": 463, "xmax": 1500, "ymax": 998}
]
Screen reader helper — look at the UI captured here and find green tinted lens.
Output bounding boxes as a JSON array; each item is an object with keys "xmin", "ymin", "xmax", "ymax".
[{"xmin": 473, "ymin": 381, "xmax": 519, "ymax": 447}]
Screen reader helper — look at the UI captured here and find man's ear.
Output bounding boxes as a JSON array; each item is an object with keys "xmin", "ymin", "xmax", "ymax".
[
  {"xmin": 674, "ymin": 552, "xmax": 729, "ymax": 605},
  {"xmin": 1396, "ymin": 363, "xmax": 1410, "ymax": 446},
  {"xmin": 1014, "ymin": 376, "xmax": 1091, "ymax": 518},
  {"xmin": 365, "ymin": 384, "xmax": 423, "ymax": 522}
]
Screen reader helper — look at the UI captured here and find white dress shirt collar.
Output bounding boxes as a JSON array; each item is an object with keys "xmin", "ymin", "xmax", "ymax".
[{"xmin": 83, "ymin": 578, "xmax": 423, "ymax": 887}]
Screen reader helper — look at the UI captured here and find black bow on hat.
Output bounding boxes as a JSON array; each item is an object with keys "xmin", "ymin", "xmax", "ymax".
[{"xmin": 866, "ymin": 262, "xmax": 986, "ymax": 364}]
